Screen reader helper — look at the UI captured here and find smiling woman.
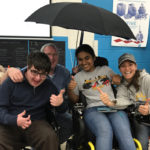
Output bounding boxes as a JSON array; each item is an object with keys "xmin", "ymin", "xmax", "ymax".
[
  {"xmin": 0, "ymin": 0, "xmax": 50, "ymax": 38},
  {"xmin": 68, "ymin": 44, "xmax": 136, "ymax": 150},
  {"xmin": 98, "ymin": 53, "xmax": 150, "ymax": 150}
]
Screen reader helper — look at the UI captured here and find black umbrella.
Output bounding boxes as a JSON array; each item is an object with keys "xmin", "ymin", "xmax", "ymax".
[{"xmin": 25, "ymin": 2, "xmax": 136, "ymax": 45}]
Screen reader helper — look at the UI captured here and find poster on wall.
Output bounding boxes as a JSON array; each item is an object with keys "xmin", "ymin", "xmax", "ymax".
[{"xmin": 112, "ymin": 0, "xmax": 150, "ymax": 47}]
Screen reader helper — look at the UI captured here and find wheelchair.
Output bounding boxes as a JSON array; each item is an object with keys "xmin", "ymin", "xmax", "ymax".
[
  {"xmin": 66, "ymin": 93, "xmax": 143, "ymax": 150},
  {"xmin": 66, "ymin": 100, "xmax": 95, "ymax": 150},
  {"xmin": 66, "ymin": 57, "xmax": 142, "ymax": 150},
  {"xmin": 126, "ymin": 101, "xmax": 150, "ymax": 127}
]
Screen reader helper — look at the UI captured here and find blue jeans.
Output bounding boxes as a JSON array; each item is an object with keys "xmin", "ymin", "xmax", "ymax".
[
  {"xmin": 132, "ymin": 119, "xmax": 150, "ymax": 150},
  {"xmin": 84, "ymin": 107, "xmax": 136, "ymax": 150}
]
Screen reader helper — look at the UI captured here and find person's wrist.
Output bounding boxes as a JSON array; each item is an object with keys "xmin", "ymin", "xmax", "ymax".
[
  {"xmin": 107, "ymin": 101, "xmax": 115, "ymax": 106},
  {"xmin": 6, "ymin": 68, "xmax": 11, "ymax": 77}
]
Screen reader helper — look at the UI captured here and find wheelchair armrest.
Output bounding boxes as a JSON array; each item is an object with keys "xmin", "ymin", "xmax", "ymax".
[
  {"xmin": 73, "ymin": 103, "xmax": 85, "ymax": 115},
  {"xmin": 45, "ymin": 105, "xmax": 61, "ymax": 135}
]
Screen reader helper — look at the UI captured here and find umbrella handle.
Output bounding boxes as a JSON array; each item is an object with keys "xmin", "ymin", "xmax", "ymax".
[{"xmin": 79, "ymin": 31, "xmax": 84, "ymax": 46}]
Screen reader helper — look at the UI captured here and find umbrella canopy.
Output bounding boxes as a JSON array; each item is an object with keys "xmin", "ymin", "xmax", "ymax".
[{"xmin": 25, "ymin": 2, "xmax": 136, "ymax": 41}]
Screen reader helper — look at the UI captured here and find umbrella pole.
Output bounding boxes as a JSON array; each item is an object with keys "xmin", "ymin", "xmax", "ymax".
[
  {"xmin": 72, "ymin": 31, "xmax": 84, "ymax": 75},
  {"xmin": 79, "ymin": 31, "xmax": 84, "ymax": 46}
]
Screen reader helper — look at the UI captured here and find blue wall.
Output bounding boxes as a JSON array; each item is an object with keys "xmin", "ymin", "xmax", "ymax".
[{"xmin": 54, "ymin": 0, "xmax": 150, "ymax": 74}]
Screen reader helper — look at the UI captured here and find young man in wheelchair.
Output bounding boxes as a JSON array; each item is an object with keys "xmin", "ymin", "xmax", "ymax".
[{"xmin": 0, "ymin": 51, "xmax": 65, "ymax": 150}]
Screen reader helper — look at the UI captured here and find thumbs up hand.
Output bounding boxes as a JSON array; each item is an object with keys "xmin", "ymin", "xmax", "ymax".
[
  {"xmin": 138, "ymin": 99, "xmax": 150, "ymax": 115},
  {"xmin": 97, "ymin": 87, "xmax": 115, "ymax": 107},
  {"xmin": 111, "ymin": 74, "xmax": 121, "ymax": 85},
  {"xmin": 17, "ymin": 110, "xmax": 32, "ymax": 129},
  {"xmin": 68, "ymin": 76, "xmax": 77, "ymax": 90},
  {"xmin": 50, "ymin": 89, "xmax": 65, "ymax": 106}
]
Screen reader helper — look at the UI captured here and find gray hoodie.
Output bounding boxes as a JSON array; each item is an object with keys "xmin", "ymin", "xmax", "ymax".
[{"xmin": 114, "ymin": 69, "xmax": 150, "ymax": 113}]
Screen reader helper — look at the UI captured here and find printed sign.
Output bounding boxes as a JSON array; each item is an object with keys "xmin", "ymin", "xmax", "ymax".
[{"xmin": 112, "ymin": 0, "xmax": 150, "ymax": 47}]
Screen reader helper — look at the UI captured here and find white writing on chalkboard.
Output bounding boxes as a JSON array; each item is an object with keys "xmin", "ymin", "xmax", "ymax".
[{"xmin": 0, "ymin": 40, "xmax": 65, "ymax": 68}]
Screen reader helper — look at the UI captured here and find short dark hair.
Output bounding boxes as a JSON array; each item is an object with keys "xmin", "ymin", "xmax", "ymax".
[
  {"xmin": 27, "ymin": 51, "xmax": 51, "ymax": 74},
  {"xmin": 75, "ymin": 44, "xmax": 96, "ymax": 58}
]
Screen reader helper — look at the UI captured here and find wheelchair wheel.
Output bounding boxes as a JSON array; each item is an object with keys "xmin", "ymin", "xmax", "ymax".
[
  {"xmin": 133, "ymin": 138, "xmax": 142, "ymax": 150},
  {"xmin": 88, "ymin": 141, "xmax": 95, "ymax": 150}
]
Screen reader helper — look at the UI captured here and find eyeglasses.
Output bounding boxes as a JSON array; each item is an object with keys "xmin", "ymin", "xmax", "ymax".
[{"xmin": 30, "ymin": 69, "xmax": 47, "ymax": 79}]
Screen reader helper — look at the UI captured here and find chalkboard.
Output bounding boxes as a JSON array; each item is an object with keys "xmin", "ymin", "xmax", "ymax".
[{"xmin": 0, "ymin": 39, "xmax": 65, "ymax": 68}]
